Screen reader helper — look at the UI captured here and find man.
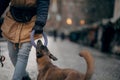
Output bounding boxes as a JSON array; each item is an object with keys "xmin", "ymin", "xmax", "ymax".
[{"xmin": 0, "ymin": 0, "xmax": 50, "ymax": 80}]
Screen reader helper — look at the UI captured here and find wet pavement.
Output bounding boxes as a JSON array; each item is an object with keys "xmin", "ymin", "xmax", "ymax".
[{"xmin": 0, "ymin": 37, "xmax": 120, "ymax": 80}]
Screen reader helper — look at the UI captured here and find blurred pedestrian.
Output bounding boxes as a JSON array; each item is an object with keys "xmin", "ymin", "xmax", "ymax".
[
  {"xmin": 53, "ymin": 29, "xmax": 58, "ymax": 41},
  {"xmin": 0, "ymin": 0, "xmax": 50, "ymax": 80},
  {"xmin": 101, "ymin": 21, "xmax": 115, "ymax": 53},
  {"xmin": 60, "ymin": 32, "xmax": 65, "ymax": 41},
  {"xmin": 0, "ymin": 18, "xmax": 3, "ymax": 37},
  {"xmin": 90, "ymin": 27, "xmax": 99, "ymax": 47}
]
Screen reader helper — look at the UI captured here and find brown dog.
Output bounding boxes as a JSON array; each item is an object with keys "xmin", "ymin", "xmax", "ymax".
[{"xmin": 36, "ymin": 40, "xmax": 94, "ymax": 80}]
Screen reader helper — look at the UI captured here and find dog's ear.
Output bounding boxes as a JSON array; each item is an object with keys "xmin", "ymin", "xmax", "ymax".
[{"xmin": 48, "ymin": 52, "xmax": 58, "ymax": 61}]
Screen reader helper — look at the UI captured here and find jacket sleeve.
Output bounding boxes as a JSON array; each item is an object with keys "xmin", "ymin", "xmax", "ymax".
[
  {"xmin": 0, "ymin": 0, "xmax": 10, "ymax": 17},
  {"xmin": 35, "ymin": 0, "xmax": 50, "ymax": 28}
]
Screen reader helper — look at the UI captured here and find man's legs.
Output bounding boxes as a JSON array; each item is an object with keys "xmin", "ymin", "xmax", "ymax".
[
  {"xmin": 8, "ymin": 41, "xmax": 18, "ymax": 66},
  {"xmin": 8, "ymin": 41, "xmax": 32, "ymax": 80}
]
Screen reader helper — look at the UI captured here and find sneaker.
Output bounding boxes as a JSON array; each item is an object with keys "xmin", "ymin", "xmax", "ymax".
[{"xmin": 22, "ymin": 75, "xmax": 31, "ymax": 80}]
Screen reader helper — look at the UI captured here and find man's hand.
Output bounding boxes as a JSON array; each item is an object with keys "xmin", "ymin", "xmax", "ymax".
[{"xmin": 32, "ymin": 25, "xmax": 43, "ymax": 34}]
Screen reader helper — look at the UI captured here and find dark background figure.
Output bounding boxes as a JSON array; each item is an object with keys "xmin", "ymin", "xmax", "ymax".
[
  {"xmin": 101, "ymin": 21, "xmax": 115, "ymax": 53},
  {"xmin": 60, "ymin": 32, "xmax": 65, "ymax": 41},
  {"xmin": 53, "ymin": 29, "xmax": 58, "ymax": 41},
  {"xmin": 0, "ymin": 18, "xmax": 3, "ymax": 38},
  {"xmin": 114, "ymin": 18, "xmax": 120, "ymax": 45},
  {"xmin": 0, "ymin": 0, "xmax": 10, "ymax": 38},
  {"xmin": 90, "ymin": 27, "xmax": 99, "ymax": 47},
  {"xmin": 111, "ymin": 18, "xmax": 120, "ymax": 55}
]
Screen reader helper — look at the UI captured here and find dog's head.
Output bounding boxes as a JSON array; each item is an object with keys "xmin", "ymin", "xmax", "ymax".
[{"xmin": 36, "ymin": 40, "xmax": 57, "ymax": 61}]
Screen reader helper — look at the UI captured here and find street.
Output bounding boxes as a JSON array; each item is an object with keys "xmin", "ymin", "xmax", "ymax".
[{"xmin": 0, "ymin": 36, "xmax": 120, "ymax": 80}]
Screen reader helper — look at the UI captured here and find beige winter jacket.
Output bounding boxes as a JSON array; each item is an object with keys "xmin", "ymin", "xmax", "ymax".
[
  {"xmin": 1, "ymin": 0, "xmax": 42, "ymax": 43},
  {"xmin": 11, "ymin": 0, "xmax": 36, "ymax": 7}
]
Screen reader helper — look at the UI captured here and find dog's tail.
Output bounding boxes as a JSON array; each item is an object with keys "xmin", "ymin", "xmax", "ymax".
[{"xmin": 79, "ymin": 50, "xmax": 94, "ymax": 80}]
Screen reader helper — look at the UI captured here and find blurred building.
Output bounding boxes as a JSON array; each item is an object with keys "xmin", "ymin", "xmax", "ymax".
[
  {"xmin": 112, "ymin": 0, "xmax": 120, "ymax": 22},
  {"xmin": 46, "ymin": 0, "xmax": 115, "ymax": 31}
]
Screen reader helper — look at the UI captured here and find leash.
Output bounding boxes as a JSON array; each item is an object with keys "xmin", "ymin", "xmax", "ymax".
[
  {"xmin": 30, "ymin": 30, "xmax": 48, "ymax": 48},
  {"xmin": 0, "ymin": 46, "xmax": 5, "ymax": 67},
  {"xmin": 0, "ymin": 55, "xmax": 5, "ymax": 67},
  {"xmin": 30, "ymin": 30, "xmax": 58, "ymax": 61}
]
